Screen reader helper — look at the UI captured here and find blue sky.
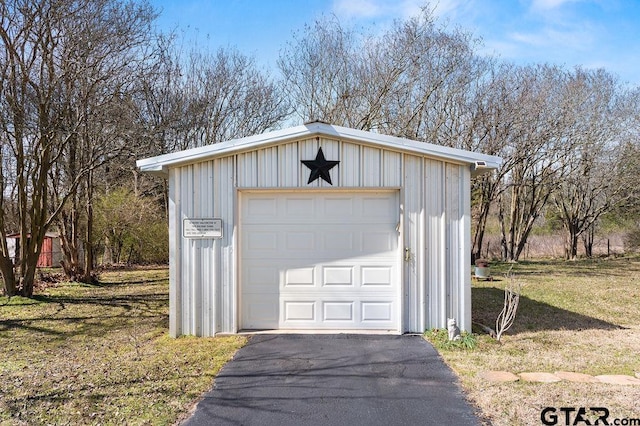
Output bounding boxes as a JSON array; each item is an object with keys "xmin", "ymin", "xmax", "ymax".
[{"xmin": 151, "ymin": 0, "xmax": 640, "ymax": 87}]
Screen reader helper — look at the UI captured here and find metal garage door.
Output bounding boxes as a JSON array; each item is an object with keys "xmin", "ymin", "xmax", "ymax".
[{"xmin": 240, "ymin": 190, "xmax": 401, "ymax": 331}]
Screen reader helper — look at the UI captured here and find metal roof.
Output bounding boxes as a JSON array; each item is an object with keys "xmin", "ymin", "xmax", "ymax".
[{"xmin": 136, "ymin": 122, "xmax": 502, "ymax": 177}]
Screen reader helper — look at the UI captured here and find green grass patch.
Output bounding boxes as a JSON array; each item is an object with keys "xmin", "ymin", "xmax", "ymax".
[
  {"xmin": 424, "ymin": 328, "xmax": 478, "ymax": 350},
  {"xmin": 0, "ymin": 267, "xmax": 247, "ymax": 425}
]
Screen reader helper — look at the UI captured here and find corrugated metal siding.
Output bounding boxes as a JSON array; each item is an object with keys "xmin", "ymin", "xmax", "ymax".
[
  {"xmin": 425, "ymin": 159, "xmax": 445, "ymax": 331},
  {"xmin": 458, "ymin": 166, "xmax": 472, "ymax": 331},
  {"xmin": 167, "ymin": 167, "xmax": 180, "ymax": 336},
  {"xmin": 422, "ymin": 161, "xmax": 472, "ymax": 332},
  {"xmin": 235, "ymin": 138, "xmax": 406, "ymax": 189},
  {"xmin": 383, "ymin": 151, "xmax": 402, "ymax": 187},
  {"xmin": 341, "ymin": 142, "xmax": 359, "ymax": 186},
  {"xmin": 216, "ymin": 157, "xmax": 236, "ymax": 334},
  {"xmin": 403, "ymin": 155, "xmax": 424, "ymax": 333},
  {"xmin": 169, "ymin": 158, "xmax": 235, "ymax": 336},
  {"xmin": 278, "ymin": 142, "xmax": 299, "ymax": 186},
  {"xmin": 168, "ymin": 136, "xmax": 472, "ymax": 336}
]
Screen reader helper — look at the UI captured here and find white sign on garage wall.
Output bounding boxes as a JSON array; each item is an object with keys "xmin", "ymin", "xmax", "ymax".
[{"xmin": 183, "ymin": 218, "xmax": 223, "ymax": 239}]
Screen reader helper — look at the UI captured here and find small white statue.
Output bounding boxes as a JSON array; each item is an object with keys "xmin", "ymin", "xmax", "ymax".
[{"xmin": 447, "ymin": 318, "xmax": 461, "ymax": 341}]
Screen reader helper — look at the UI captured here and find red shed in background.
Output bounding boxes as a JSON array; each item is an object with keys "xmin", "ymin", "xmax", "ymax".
[{"xmin": 6, "ymin": 232, "xmax": 63, "ymax": 268}]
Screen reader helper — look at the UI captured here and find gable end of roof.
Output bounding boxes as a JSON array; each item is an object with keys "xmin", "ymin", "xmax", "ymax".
[{"xmin": 136, "ymin": 122, "xmax": 502, "ymax": 176}]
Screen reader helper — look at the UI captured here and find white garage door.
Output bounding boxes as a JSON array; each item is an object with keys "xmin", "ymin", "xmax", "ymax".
[{"xmin": 240, "ymin": 191, "xmax": 401, "ymax": 331}]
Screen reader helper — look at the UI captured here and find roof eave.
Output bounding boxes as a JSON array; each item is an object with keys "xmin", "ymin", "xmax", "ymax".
[
  {"xmin": 138, "ymin": 163, "xmax": 169, "ymax": 177},
  {"xmin": 136, "ymin": 122, "xmax": 503, "ymax": 176},
  {"xmin": 470, "ymin": 163, "xmax": 499, "ymax": 178},
  {"xmin": 135, "ymin": 124, "xmax": 314, "ymax": 176}
]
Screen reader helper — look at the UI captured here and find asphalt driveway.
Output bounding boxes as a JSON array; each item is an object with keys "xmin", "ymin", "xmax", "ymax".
[{"xmin": 182, "ymin": 334, "xmax": 480, "ymax": 426}]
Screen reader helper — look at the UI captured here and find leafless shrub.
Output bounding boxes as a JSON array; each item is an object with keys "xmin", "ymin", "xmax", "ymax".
[{"xmin": 495, "ymin": 268, "xmax": 522, "ymax": 341}]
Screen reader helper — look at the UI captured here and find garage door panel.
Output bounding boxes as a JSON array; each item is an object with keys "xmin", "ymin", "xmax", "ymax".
[
  {"xmin": 362, "ymin": 231, "xmax": 396, "ymax": 252},
  {"xmin": 243, "ymin": 226, "xmax": 397, "ymax": 259},
  {"xmin": 245, "ymin": 265, "xmax": 279, "ymax": 290},
  {"xmin": 279, "ymin": 298, "xmax": 398, "ymax": 326},
  {"xmin": 241, "ymin": 191, "xmax": 400, "ymax": 331},
  {"xmin": 246, "ymin": 197, "xmax": 277, "ymax": 217},
  {"xmin": 324, "ymin": 232, "xmax": 354, "ymax": 251},
  {"xmin": 243, "ymin": 294, "xmax": 279, "ymax": 329},
  {"xmin": 243, "ymin": 193, "xmax": 396, "ymax": 225},
  {"xmin": 284, "ymin": 301, "xmax": 316, "ymax": 321},
  {"xmin": 362, "ymin": 266, "xmax": 393, "ymax": 286},
  {"xmin": 245, "ymin": 261, "xmax": 397, "ymax": 291},
  {"xmin": 322, "ymin": 266, "xmax": 354, "ymax": 286},
  {"xmin": 285, "ymin": 197, "xmax": 316, "ymax": 217},
  {"xmin": 323, "ymin": 197, "xmax": 354, "ymax": 216},
  {"xmin": 246, "ymin": 231, "xmax": 278, "ymax": 251},
  {"xmin": 323, "ymin": 302, "xmax": 354, "ymax": 321},
  {"xmin": 285, "ymin": 231, "xmax": 316, "ymax": 251},
  {"xmin": 361, "ymin": 302, "xmax": 393, "ymax": 321},
  {"xmin": 285, "ymin": 268, "xmax": 314, "ymax": 286},
  {"xmin": 361, "ymin": 196, "xmax": 397, "ymax": 217}
]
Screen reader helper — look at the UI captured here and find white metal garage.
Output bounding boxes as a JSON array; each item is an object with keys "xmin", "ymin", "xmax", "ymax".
[
  {"xmin": 136, "ymin": 122, "xmax": 501, "ymax": 337},
  {"xmin": 240, "ymin": 190, "xmax": 401, "ymax": 331}
]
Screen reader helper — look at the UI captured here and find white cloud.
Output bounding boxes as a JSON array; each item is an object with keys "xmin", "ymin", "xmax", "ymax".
[
  {"xmin": 430, "ymin": 0, "xmax": 465, "ymax": 17},
  {"xmin": 397, "ymin": 0, "xmax": 425, "ymax": 19},
  {"xmin": 330, "ymin": 0, "xmax": 454, "ymax": 21},
  {"xmin": 530, "ymin": 0, "xmax": 581, "ymax": 11},
  {"xmin": 510, "ymin": 25, "xmax": 595, "ymax": 51},
  {"xmin": 332, "ymin": 0, "xmax": 382, "ymax": 19}
]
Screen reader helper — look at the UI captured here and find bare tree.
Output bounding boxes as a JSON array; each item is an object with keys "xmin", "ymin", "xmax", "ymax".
[
  {"xmin": 552, "ymin": 69, "xmax": 639, "ymax": 259},
  {"xmin": 50, "ymin": 0, "xmax": 157, "ymax": 282},
  {"xmin": 0, "ymin": 0, "xmax": 75, "ymax": 296},
  {"xmin": 469, "ymin": 63, "xmax": 525, "ymax": 259},
  {"xmin": 183, "ymin": 47, "xmax": 290, "ymax": 147},
  {"xmin": 93, "ymin": 187, "xmax": 167, "ymax": 264},
  {"xmin": 137, "ymin": 38, "xmax": 289, "ymax": 156},
  {"xmin": 129, "ymin": 36, "xmax": 290, "ymax": 223},
  {"xmin": 375, "ymin": 11, "xmax": 489, "ymax": 148},
  {"xmin": 495, "ymin": 269, "xmax": 522, "ymax": 341},
  {"xmin": 134, "ymin": 33, "xmax": 187, "ymax": 158},
  {"xmin": 278, "ymin": 6, "xmax": 492, "ymax": 145},
  {"xmin": 0, "ymin": 0, "xmax": 156, "ymax": 294},
  {"xmin": 278, "ymin": 16, "xmax": 361, "ymax": 126},
  {"xmin": 496, "ymin": 65, "xmax": 570, "ymax": 262},
  {"xmin": 279, "ymin": 8, "xmax": 640, "ymax": 264},
  {"xmin": 617, "ymin": 116, "xmax": 640, "ymax": 252},
  {"xmin": 278, "ymin": 10, "xmax": 579, "ymax": 264}
]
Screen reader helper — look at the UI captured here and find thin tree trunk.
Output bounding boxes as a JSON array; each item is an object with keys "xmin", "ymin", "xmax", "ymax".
[
  {"xmin": 564, "ymin": 224, "xmax": 579, "ymax": 260},
  {"xmin": 498, "ymin": 194, "xmax": 508, "ymax": 261},
  {"xmin": 583, "ymin": 225, "xmax": 595, "ymax": 258},
  {"xmin": 82, "ymin": 171, "xmax": 95, "ymax": 283},
  {"xmin": 472, "ymin": 194, "xmax": 491, "ymax": 260},
  {"xmin": 20, "ymin": 256, "xmax": 39, "ymax": 297},
  {"xmin": 0, "ymin": 256, "xmax": 17, "ymax": 296}
]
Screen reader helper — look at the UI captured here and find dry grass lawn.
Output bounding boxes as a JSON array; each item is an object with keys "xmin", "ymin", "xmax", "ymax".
[
  {"xmin": 0, "ymin": 268, "xmax": 247, "ymax": 425},
  {"xmin": 2, "ymin": 259, "xmax": 638, "ymax": 425},
  {"xmin": 432, "ymin": 257, "xmax": 640, "ymax": 425}
]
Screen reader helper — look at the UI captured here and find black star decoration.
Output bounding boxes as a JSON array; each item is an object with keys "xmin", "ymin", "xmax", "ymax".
[{"xmin": 301, "ymin": 147, "xmax": 340, "ymax": 185}]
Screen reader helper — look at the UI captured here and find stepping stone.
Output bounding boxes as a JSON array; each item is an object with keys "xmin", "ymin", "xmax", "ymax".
[
  {"xmin": 554, "ymin": 371, "xmax": 599, "ymax": 383},
  {"xmin": 595, "ymin": 375, "xmax": 640, "ymax": 385},
  {"xmin": 519, "ymin": 372, "xmax": 562, "ymax": 383},
  {"xmin": 479, "ymin": 371, "xmax": 519, "ymax": 382}
]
